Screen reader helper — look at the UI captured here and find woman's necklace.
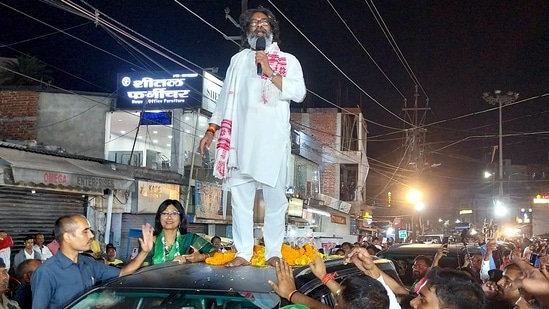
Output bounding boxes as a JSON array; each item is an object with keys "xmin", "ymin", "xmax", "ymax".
[
  {"xmin": 163, "ymin": 237, "xmax": 175, "ymax": 256},
  {"xmin": 164, "ymin": 243, "xmax": 172, "ymax": 256}
]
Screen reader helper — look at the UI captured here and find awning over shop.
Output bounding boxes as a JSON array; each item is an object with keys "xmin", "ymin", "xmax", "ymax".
[{"xmin": 0, "ymin": 147, "xmax": 134, "ymax": 194}]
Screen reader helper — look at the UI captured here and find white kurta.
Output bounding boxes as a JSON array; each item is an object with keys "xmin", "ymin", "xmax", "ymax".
[
  {"xmin": 210, "ymin": 43, "xmax": 306, "ymax": 187},
  {"xmin": 209, "ymin": 43, "xmax": 306, "ymax": 260}
]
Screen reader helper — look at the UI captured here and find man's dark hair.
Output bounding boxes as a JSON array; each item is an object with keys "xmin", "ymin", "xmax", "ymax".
[
  {"xmin": 239, "ymin": 6, "xmax": 281, "ymax": 49},
  {"xmin": 154, "ymin": 199, "xmax": 188, "ymax": 236},
  {"xmin": 23, "ymin": 235, "xmax": 34, "ymax": 243},
  {"xmin": 15, "ymin": 258, "xmax": 41, "ymax": 281},
  {"xmin": 210, "ymin": 236, "xmax": 221, "ymax": 245},
  {"xmin": 414, "ymin": 255, "xmax": 433, "ymax": 266},
  {"xmin": 366, "ymin": 244, "xmax": 381, "ymax": 254},
  {"xmin": 341, "ymin": 242, "xmax": 352, "ymax": 248},
  {"xmin": 502, "ymin": 262, "xmax": 521, "ymax": 274},
  {"xmin": 54, "ymin": 215, "xmax": 84, "ymax": 245},
  {"xmin": 339, "ymin": 274, "xmax": 389, "ymax": 309},
  {"xmin": 424, "ymin": 267, "xmax": 486, "ymax": 309}
]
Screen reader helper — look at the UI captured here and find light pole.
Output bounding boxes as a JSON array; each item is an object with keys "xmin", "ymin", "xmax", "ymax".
[
  {"xmin": 482, "ymin": 90, "xmax": 519, "ymax": 204},
  {"xmin": 407, "ymin": 189, "xmax": 423, "ymax": 241}
]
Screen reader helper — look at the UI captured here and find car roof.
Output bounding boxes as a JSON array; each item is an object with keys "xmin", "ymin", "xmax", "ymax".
[
  {"xmin": 92, "ymin": 257, "xmax": 399, "ymax": 294},
  {"xmin": 99, "ymin": 262, "xmax": 278, "ymax": 294},
  {"xmin": 377, "ymin": 243, "xmax": 481, "ymax": 256},
  {"xmin": 66, "ymin": 258, "xmax": 401, "ymax": 309}
]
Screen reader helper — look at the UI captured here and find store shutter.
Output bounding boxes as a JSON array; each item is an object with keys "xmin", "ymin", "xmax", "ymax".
[{"xmin": 0, "ymin": 187, "xmax": 87, "ymax": 259}]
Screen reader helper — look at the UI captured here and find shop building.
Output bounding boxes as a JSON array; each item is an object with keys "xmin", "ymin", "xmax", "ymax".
[
  {"xmin": 0, "ymin": 79, "xmax": 371, "ymax": 257},
  {"xmin": 0, "ymin": 142, "xmax": 133, "ymax": 256}
]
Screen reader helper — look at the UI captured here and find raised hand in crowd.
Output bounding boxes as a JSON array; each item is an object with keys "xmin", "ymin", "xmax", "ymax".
[
  {"xmin": 508, "ymin": 257, "xmax": 549, "ymax": 307},
  {"xmin": 267, "ymin": 259, "xmax": 330, "ymax": 309},
  {"xmin": 345, "ymin": 246, "xmax": 409, "ymax": 297},
  {"xmin": 433, "ymin": 245, "xmax": 448, "ymax": 267},
  {"xmin": 308, "ymin": 255, "xmax": 344, "ymax": 299}
]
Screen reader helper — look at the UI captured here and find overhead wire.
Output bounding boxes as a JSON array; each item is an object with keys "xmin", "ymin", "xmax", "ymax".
[
  {"xmin": 170, "ymin": 0, "xmax": 408, "ymax": 134},
  {"xmin": 326, "ymin": 0, "xmax": 435, "ymax": 197},
  {"xmin": 266, "ymin": 0, "xmax": 413, "ymax": 127},
  {"xmin": 6, "ymin": 1, "xmax": 540, "ymax": 205},
  {"xmin": 0, "ymin": 1, "xmax": 413, "ymax": 184},
  {"xmin": 325, "ymin": 0, "xmax": 406, "ymax": 101},
  {"xmin": 365, "ymin": 0, "xmax": 430, "ymax": 102},
  {"xmin": 0, "ymin": 1, "xmax": 222, "ymax": 166}
]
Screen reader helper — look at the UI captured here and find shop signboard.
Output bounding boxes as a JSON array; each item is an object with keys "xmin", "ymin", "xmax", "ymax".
[
  {"xmin": 534, "ymin": 194, "xmax": 549, "ymax": 204},
  {"xmin": 202, "ymin": 71, "xmax": 223, "ymax": 113},
  {"xmin": 116, "ymin": 71, "xmax": 202, "ymax": 110},
  {"xmin": 136, "ymin": 180, "xmax": 180, "ymax": 213}
]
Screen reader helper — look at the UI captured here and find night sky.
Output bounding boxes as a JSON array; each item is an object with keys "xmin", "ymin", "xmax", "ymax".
[{"xmin": 1, "ymin": 0, "xmax": 548, "ymax": 210}]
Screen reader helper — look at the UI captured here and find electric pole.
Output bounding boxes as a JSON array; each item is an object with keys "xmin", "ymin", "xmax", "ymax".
[{"xmin": 402, "ymin": 85, "xmax": 430, "ymax": 241}]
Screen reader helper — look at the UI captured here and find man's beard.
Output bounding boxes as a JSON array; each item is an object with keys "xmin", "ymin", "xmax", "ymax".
[{"xmin": 247, "ymin": 29, "xmax": 274, "ymax": 50}]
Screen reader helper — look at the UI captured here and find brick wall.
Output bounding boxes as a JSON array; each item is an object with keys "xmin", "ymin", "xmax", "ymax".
[
  {"xmin": 0, "ymin": 91, "xmax": 39, "ymax": 140},
  {"xmin": 292, "ymin": 110, "xmax": 339, "ymax": 197}
]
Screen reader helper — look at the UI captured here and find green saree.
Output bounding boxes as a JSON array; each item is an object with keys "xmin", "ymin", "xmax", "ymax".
[{"xmin": 146, "ymin": 231, "xmax": 215, "ymax": 265}]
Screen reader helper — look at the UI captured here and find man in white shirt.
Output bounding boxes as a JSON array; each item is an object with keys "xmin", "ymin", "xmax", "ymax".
[
  {"xmin": 199, "ymin": 6, "xmax": 306, "ymax": 267},
  {"xmin": 13, "ymin": 236, "xmax": 41, "ymax": 273},
  {"xmin": 33, "ymin": 233, "xmax": 53, "ymax": 261}
]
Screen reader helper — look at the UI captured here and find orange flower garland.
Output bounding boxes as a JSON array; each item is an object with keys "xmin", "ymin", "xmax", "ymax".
[
  {"xmin": 205, "ymin": 243, "xmax": 322, "ymax": 266},
  {"xmin": 281, "ymin": 243, "xmax": 322, "ymax": 266},
  {"xmin": 205, "ymin": 250, "xmax": 236, "ymax": 265}
]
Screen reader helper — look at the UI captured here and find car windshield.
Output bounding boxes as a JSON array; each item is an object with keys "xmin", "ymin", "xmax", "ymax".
[{"xmin": 68, "ymin": 289, "xmax": 280, "ymax": 309}]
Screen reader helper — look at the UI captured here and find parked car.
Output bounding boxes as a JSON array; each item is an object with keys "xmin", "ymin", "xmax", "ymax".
[
  {"xmin": 64, "ymin": 257, "xmax": 402, "ymax": 309},
  {"xmin": 376, "ymin": 241, "xmax": 513, "ymax": 287},
  {"xmin": 376, "ymin": 243, "xmax": 478, "ymax": 286},
  {"xmin": 415, "ymin": 234, "xmax": 444, "ymax": 244}
]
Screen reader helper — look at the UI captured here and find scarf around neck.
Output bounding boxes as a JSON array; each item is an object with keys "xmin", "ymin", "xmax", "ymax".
[
  {"xmin": 213, "ymin": 43, "xmax": 284, "ymax": 181},
  {"xmin": 153, "ymin": 230, "xmax": 181, "ymax": 265}
]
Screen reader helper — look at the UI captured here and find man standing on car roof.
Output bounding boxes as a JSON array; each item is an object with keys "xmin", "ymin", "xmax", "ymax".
[{"xmin": 198, "ymin": 6, "xmax": 306, "ymax": 268}]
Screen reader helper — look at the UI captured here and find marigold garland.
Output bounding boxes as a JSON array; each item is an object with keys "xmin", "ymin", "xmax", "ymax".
[
  {"xmin": 205, "ymin": 250, "xmax": 236, "ymax": 265},
  {"xmin": 204, "ymin": 243, "xmax": 323, "ymax": 266}
]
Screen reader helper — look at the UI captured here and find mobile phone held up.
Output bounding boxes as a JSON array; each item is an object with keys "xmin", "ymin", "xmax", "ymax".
[{"xmin": 442, "ymin": 236, "xmax": 449, "ymax": 248}]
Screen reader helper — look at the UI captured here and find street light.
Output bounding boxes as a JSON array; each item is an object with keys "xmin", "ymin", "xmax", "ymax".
[
  {"xmin": 407, "ymin": 189, "xmax": 422, "ymax": 203},
  {"xmin": 481, "ymin": 90, "xmax": 519, "ymax": 199},
  {"xmin": 407, "ymin": 189, "xmax": 424, "ymax": 240},
  {"xmin": 494, "ymin": 200, "xmax": 508, "ymax": 217}
]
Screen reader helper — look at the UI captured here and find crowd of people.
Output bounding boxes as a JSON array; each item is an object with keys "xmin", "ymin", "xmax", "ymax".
[
  {"xmin": 0, "ymin": 197, "xmax": 223, "ymax": 309},
  {"xmin": 329, "ymin": 237, "xmax": 389, "ymax": 257},
  {"xmin": 267, "ymin": 238, "xmax": 549, "ymax": 309},
  {"xmin": 4, "ymin": 199, "xmax": 549, "ymax": 309},
  {"xmin": 2, "ymin": 4, "xmax": 549, "ymax": 309}
]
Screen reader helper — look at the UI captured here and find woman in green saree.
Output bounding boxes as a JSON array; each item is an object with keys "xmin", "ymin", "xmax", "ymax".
[{"xmin": 145, "ymin": 199, "xmax": 215, "ymax": 265}]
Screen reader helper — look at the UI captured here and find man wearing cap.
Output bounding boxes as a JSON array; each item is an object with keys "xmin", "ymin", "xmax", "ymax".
[
  {"xmin": 105, "ymin": 243, "xmax": 124, "ymax": 267},
  {"xmin": 0, "ymin": 257, "xmax": 21, "ymax": 309}
]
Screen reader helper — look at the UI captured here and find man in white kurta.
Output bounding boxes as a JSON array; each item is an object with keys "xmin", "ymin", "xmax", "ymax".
[{"xmin": 199, "ymin": 7, "xmax": 306, "ymax": 267}]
